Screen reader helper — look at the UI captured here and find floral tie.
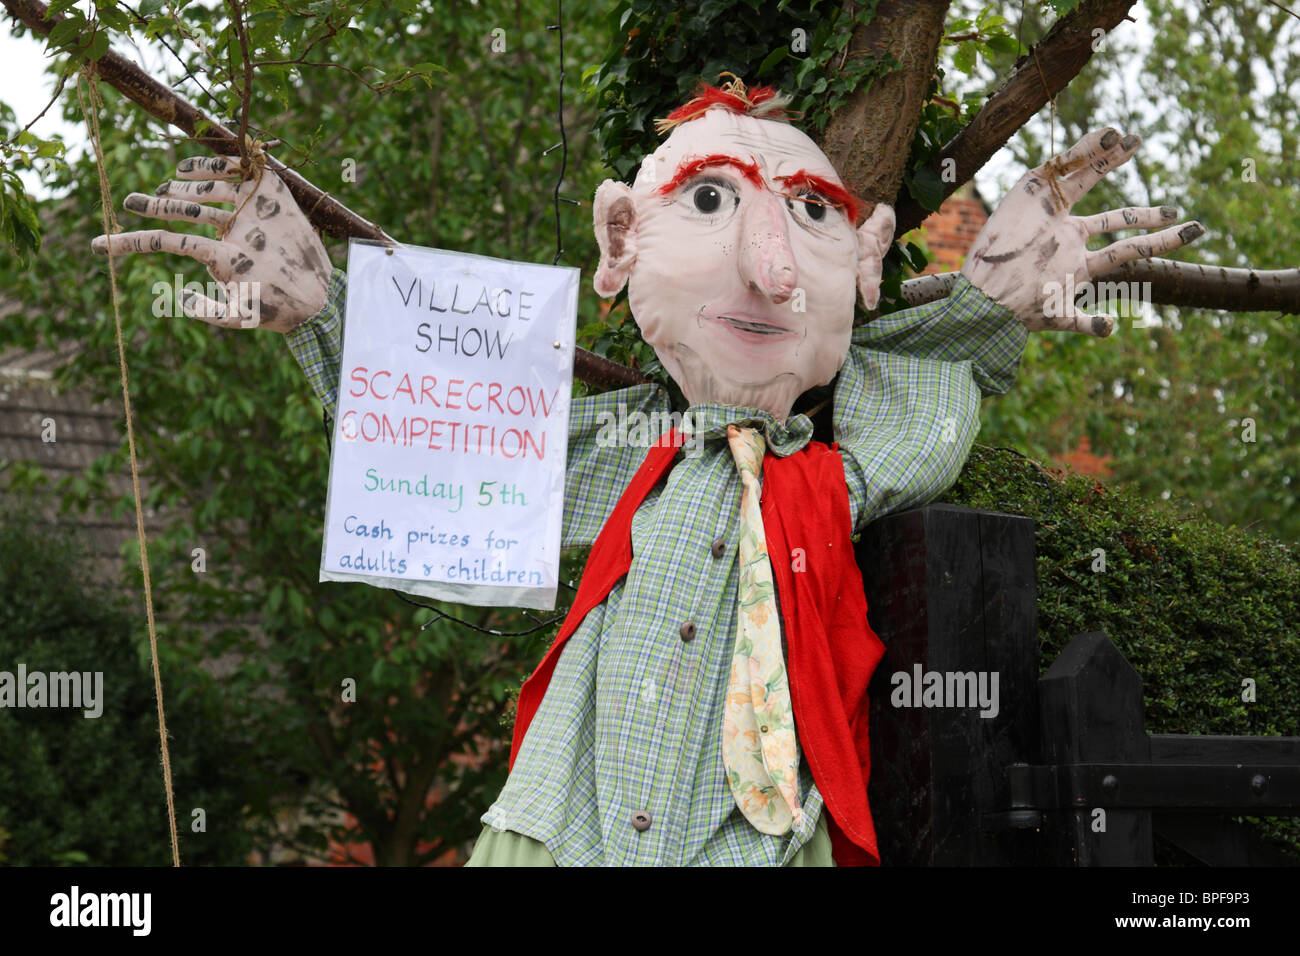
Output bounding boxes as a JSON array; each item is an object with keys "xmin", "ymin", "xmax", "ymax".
[{"xmin": 722, "ymin": 424, "xmax": 802, "ymax": 834}]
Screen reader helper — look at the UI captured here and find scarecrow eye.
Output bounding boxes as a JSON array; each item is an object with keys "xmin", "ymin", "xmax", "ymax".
[
  {"xmin": 679, "ymin": 176, "xmax": 739, "ymax": 221},
  {"xmin": 786, "ymin": 193, "xmax": 835, "ymax": 227},
  {"xmin": 694, "ymin": 185, "xmax": 723, "ymax": 214}
]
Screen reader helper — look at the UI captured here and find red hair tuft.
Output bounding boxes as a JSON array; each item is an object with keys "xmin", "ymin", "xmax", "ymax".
[{"xmin": 654, "ymin": 73, "xmax": 796, "ymax": 133}]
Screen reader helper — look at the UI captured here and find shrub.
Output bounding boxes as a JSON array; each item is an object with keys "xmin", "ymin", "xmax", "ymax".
[
  {"xmin": 0, "ymin": 504, "xmax": 257, "ymax": 866},
  {"xmin": 944, "ymin": 445, "xmax": 1300, "ymax": 858}
]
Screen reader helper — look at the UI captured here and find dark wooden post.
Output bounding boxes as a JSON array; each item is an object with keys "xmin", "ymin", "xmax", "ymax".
[
  {"xmin": 1038, "ymin": 631, "xmax": 1153, "ymax": 865},
  {"xmin": 857, "ymin": 503, "xmax": 1038, "ymax": 865}
]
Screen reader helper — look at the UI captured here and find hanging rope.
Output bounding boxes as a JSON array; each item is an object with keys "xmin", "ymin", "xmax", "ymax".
[
  {"xmin": 549, "ymin": 0, "xmax": 568, "ymax": 265},
  {"xmin": 78, "ymin": 69, "xmax": 182, "ymax": 868}
]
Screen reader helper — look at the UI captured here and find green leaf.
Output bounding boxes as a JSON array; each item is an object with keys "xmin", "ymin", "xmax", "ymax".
[
  {"xmin": 143, "ymin": 15, "xmax": 173, "ymax": 39},
  {"xmin": 87, "ymin": 29, "xmax": 110, "ymax": 61},
  {"xmin": 48, "ymin": 18, "xmax": 84, "ymax": 48},
  {"xmin": 1045, "ymin": 0, "xmax": 1083, "ymax": 15},
  {"xmin": 903, "ymin": 241, "xmax": 929, "ymax": 272},
  {"xmin": 952, "ymin": 42, "xmax": 976, "ymax": 76},
  {"xmin": 97, "ymin": 5, "xmax": 132, "ymax": 32},
  {"xmin": 756, "ymin": 45, "xmax": 788, "ymax": 77},
  {"xmin": 905, "ymin": 165, "xmax": 947, "ymax": 212},
  {"xmin": 986, "ymin": 35, "xmax": 1019, "ymax": 55}
]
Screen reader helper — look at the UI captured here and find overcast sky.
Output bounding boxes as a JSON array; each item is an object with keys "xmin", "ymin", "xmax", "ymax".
[{"xmin": 1, "ymin": 28, "xmax": 85, "ymax": 193}]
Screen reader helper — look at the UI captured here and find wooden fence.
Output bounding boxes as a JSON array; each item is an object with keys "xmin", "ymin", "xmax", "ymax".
[{"xmin": 856, "ymin": 504, "xmax": 1300, "ymax": 865}]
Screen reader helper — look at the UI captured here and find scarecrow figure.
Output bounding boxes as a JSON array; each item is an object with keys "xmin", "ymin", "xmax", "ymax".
[{"xmin": 93, "ymin": 77, "xmax": 1202, "ymax": 866}]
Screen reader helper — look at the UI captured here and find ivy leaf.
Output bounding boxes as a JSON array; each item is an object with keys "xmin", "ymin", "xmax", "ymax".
[
  {"xmin": 757, "ymin": 45, "xmax": 788, "ymax": 77},
  {"xmin": 795, "ymin": 55, "xmax": 818, "ymax": 86},
  {"xmin": 905, "ymin": 165, "xmax": 947, "ymax": 212},
  {"xmin": 903, "ymin": 241, "xmax": 929, "ymax": 273}
]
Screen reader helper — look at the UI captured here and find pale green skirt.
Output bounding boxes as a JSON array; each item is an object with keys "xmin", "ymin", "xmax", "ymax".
[{"xmin": 465, "ymin": 809, "xmax": 834, "ymax": 866}]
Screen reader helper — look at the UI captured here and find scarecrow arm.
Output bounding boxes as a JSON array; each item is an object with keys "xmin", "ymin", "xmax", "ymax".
[
  {"xmin": 91, "ymin": 161, "xmax": 331, "ymax": 333},
  {"xmin": 833, "ymin": 343, "xmax": 982, "ymax": 534},
  {"xmin": 961, "ymin": 127, "xmax": 1203, "ymax": 334},
  {"xmin": 855, "ymin": 128, "xmax": 1204, "ymax": 385},
  {"xmin": 852, "ymin": 276, "xmax": 1026, "ymax": 397},
  {"xmin": 284, "ymin": 268, "xmax": 347, "ymax": 421}
]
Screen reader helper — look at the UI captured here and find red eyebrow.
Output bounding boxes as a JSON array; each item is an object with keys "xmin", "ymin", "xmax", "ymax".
[
  {"xmin": 657, "ymin": 153, "xmax": 765, "ymax": 194},
  {"xmin": 775, "ymin": 170, "xmax": 865, "ymax": 224}
]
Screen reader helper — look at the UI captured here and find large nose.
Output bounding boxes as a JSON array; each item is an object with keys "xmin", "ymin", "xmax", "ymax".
[{"xmin": 738, "ymin": 189, "xmax": 798, "ymax": 304}]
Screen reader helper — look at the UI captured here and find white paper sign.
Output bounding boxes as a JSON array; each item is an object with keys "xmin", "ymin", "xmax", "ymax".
[{"xmin": 320, "ymin": 239, "xmax": 577, "ymax": 609}]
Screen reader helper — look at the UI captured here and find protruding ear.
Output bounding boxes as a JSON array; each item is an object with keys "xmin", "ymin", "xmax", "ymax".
[
  {"xmin": 856, "ymin": 203, "xmax": 895, "ymax": 311},
  {"xmin": 593, "ymin": 180, "xmax": 638, "ymax": 298}
]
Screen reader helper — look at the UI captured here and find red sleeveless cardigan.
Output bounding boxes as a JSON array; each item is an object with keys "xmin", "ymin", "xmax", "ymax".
[{"xmin": 509, "ymin": 429, "xmax": 887, "ymax": 866}]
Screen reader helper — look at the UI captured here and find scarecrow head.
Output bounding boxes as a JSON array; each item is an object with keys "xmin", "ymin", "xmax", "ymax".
[{"xmin": 592, "ymin": 75, "xmax": 893, "ymax": 421}]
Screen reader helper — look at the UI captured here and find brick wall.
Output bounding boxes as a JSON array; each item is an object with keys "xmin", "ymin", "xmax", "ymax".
[{"xmin": 906, "ymin": 182, "xmax": 989, "ymax": 275}]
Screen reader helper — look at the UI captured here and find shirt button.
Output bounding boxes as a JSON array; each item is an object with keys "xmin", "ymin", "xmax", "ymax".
[
  {"xmin": 632, "ymin": 810, "xmax": 652, "ymax": 832},
  {"xmin": 710, "ymin": 537, "xmax": 726, "ymax": 558},
  {"xmin": 679, "ymin": 620, "xmax": 696, "ymax": 641}
]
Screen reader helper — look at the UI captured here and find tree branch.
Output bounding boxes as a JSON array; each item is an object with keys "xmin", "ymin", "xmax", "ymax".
[
  {"xmin": 891, "ymin": 0, "xmax": 1140, "ymax": 236},
  {"xmin": 3, "ymin": 0, "xmax": 387, "ymax": 241},
  {"xmin": 1099, "ymin": 259, "xmax": 1300, "ymax": 315},
  {"xmin": 893, "ymin": 262, "xmax": 1300, "ymax": 315},
  {"xmin": 1, "ymin": 0, "xmax": 649, "ymax": 391},
  {"xmin": 818, "ymin": 0, "xmax": 952, "ymax": 206}
]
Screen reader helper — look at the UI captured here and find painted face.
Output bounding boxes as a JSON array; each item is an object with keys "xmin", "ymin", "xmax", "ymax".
[{"xmin": 624, "ymin": 108, "xmax": 863, "ymax": 420}]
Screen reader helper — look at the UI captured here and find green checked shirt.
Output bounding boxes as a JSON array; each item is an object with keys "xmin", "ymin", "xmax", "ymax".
[{"xmin": 286, "ymin": 268, "xmax": 1026, "ymax": 866}]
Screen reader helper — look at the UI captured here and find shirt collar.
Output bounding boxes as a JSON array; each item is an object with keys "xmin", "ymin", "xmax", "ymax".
[{"xmin": 682, "ymin": 402, "xmax": 814, "ymax": 458}]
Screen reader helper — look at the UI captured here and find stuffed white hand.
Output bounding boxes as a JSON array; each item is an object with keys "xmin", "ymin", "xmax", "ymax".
[
  {"xmin": 90, "ymin": 155, "xmax": 330, "ymax": 333},
  {"xmin": 961, "ymin": 127, "xmax": 1204, "ymax": 336}
]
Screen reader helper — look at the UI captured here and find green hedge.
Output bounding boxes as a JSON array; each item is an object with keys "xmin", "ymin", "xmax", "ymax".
[
  {"xmin": 943, "ymin": 445, "xmax": 1300, "ymax": 859},
  {"xmin": 0, "ymin": 506, "xmax": 257, "ymax": 866}
]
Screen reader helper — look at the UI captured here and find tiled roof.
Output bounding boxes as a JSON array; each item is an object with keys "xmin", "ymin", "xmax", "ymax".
[{"xmin": 0, "ymin": 360, "xmax": 169, "ymax": 582}]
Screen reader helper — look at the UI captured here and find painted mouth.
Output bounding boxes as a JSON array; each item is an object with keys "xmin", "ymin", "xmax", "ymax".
[{"xmin": 705, "ymin": 311, "xmax": 802, "ymax": 344}]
